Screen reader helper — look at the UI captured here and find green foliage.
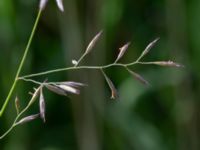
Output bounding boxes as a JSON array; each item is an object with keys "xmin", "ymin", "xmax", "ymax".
[{"xmin": 0, "ymin": 0, "xmax": 198, "ymax": 150}]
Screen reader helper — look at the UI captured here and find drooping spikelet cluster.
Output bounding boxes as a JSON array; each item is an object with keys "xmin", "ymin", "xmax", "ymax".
[{"xmin": 14, "ymin": 81, "xmax": 85, "ymax": 125}]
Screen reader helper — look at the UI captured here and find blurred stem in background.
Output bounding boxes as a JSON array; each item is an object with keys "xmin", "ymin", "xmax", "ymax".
[
  {"xmin": 59, "ymin": 0, "xmax": 104, "ymax": 149},
  {"xmin": 165, "ymin": 0, "xmax": 199, "ymax": 149}
]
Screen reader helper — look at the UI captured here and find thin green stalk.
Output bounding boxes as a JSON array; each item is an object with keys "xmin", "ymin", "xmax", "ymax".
[
  {"xmin": 0, "ymin": 9, "xmax": 42, "ymax": 117},
  {"xmin": 135, "ymin": 55, "xmax": 143, "ymax": 63},
  {"xmin": 74, "ymin": 52, "xmax": 87, "ymax": 67},
  {"xmin": 19, "ymin": 63, "xmax": 131, "ymax": 79},
  {"xmin": 0, "ymin": 85, "xmax": 42, "ymax": 139},
  {"xmin": 19, "ymin": 61, "xmax": 142, "ymax": 79},
  {"xmin": 0, "ymin": 99, "xmax": 35, "ymax": 139},
  {"xmin": 0, "ymin": 123, "xmax": 17, "ymax": 139},
  {"xmin": 18, "ymin": 78, "xmax": 42, "ymax": 85}
]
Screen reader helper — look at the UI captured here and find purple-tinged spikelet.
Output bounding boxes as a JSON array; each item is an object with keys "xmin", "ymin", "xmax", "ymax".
[
  {"xmin": 39, "ymin": 0, "xmax": 48, "ymax": 11},
  {"xmin": 56, "ymin": 0, "xmax": 64, "ymax": 12},
  {"xmin": 15, "ymin": 114, "xmax": 40, "ymax": 125},
  {"xmin": 101, "ymin": 70, "xmax": 118, "ymax": 99},
  {"xmin": 115, "ymin": 42, "xmax": 130, "ymax": 63},
  {"xmin": 39, "ymin": 88, "xmax": 46, "ymax": 123}
]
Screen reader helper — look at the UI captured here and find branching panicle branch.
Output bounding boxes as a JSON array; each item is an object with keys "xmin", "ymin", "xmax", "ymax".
[{"xmin": 0, "ymin": 1, "xmax": 183, "ymax": 140}]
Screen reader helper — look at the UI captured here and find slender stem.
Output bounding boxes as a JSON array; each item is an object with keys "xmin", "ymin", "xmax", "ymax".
[
  {"xmin": 19, "ymin": 61, "xmax": 161, "ymax": 81},
  {"xmin": 0, "ymin": 85, "xmax": 42, "ymax": 139},
  {"xmin": 0, "ymin": 124, "xmax": 17, "ymax": 139},
  {"xmin": 19, "ymin": 62, "xmax": 140, "ymax": 79},
  {"xmin": 18, "ymin": 78, "xmax": 42, "ymax": 85},
  {"xmin": 20, "ymin": 64, "xmax": 124, "ymax": 78},
  {"xmin": 0, "ymin": 101, "xmax": 33, "ymax": 139},
  {"xmin": 0, "ymin": 9, "xmax": 42, "ymax": 117},
  {"xmin": 136, "ymin": 55, "xmax": 143, "ymax": 63},
  {"xmin": 136, "ymin": 62, "xmax": 158, "ymax": 65},
  {"xmin": 74, "ymin": 52, "xmax": 87, "ymax": 67}
]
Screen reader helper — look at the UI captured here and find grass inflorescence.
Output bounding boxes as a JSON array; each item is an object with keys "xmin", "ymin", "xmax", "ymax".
[{"xmin": 0, "ymin": 0, "xmax": 183, "ymax": 139}]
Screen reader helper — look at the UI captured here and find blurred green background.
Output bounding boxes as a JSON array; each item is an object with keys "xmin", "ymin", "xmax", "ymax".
[{"xmin": 0, "ymin": 0, "xmax": 199, "ymax": 150}]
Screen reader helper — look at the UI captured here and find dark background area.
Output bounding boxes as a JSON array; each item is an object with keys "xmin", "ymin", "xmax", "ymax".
[{"xmin": 0, "ymin": 0, "xmax": 199, "ymax": 150}]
